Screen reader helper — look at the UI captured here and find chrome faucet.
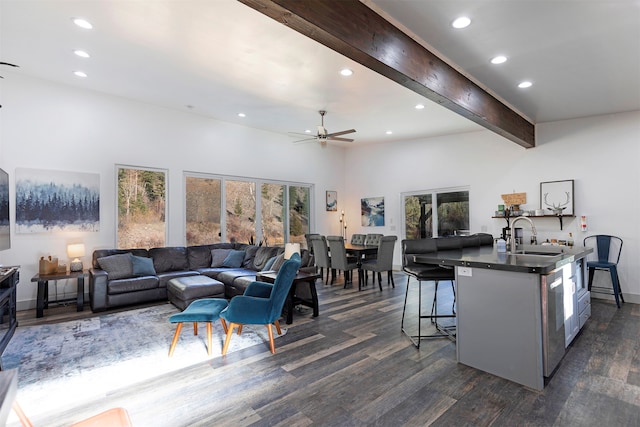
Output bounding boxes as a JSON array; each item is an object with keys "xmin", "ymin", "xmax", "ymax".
[{"xmin": 510, "ymin": 216, "xmax": 537, "ymax": 251}]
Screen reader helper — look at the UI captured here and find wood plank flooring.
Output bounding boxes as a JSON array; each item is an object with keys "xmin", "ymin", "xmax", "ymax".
[{"xmin": 10, "ymin": 272, "xmax": 640, "ymax": 426}]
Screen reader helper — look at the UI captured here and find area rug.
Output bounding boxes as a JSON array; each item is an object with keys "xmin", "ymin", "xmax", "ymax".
[{"xmin": 1, "ymin": 303, "xmax": 285, "ymax": 417}]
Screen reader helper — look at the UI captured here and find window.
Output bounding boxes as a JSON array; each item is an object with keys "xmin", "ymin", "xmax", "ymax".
[
  {"xmin": 289, "ymin": 185, "xmax": 310, "ymax": 247},
  {"xmin": 403, "ymin": 187, "xmax": 469, "ymax": 239},
  {"xmin": 261, "ymin": 183, "xmax": 285, "ymax": 246},
  {"xmin": 185, "ymin": 172, "xmax": 311, "ymax": 246},
  {"xmin": 185, "ymin": 175, "xmax": 221, "ymax": 246},
  {"xmin": 117, "ymin": 166, "xmax": 167, "ymax": 249}
]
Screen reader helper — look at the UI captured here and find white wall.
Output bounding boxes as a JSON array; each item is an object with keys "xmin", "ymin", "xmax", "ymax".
[
  {"xmin": 0, "ymin": 74, "xmax": 346, "ymax": 309},
  {"xmin": 2, "ymin": 74, "xmax": 639, "ymax": 308},
  {"xmin": 345, "ymin": 110, "xmax": 640, "ymax": 302}
]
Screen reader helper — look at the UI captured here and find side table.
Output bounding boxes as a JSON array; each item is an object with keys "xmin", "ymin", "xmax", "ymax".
[
  {"xmin": 31, "ymin": 270, "xmax": 88, "ymax": 318},
  {"xmin": 256, "ymin": 270, "xmax": 321, "ymax": 324}
]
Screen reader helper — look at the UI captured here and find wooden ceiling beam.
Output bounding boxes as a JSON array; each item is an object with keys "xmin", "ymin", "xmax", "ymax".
[{"xmin": 238, "ymin": 0, "xmax": 535, "ymax": 148}]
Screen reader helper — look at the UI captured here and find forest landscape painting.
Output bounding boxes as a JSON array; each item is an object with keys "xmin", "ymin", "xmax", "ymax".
[
  {"xmin": 16, "ymin": 168, "xmax": 100, "ymax": 233},
  {"xmin": 361, "ymin": 196, "xmax": 385, "ymax": 226}
]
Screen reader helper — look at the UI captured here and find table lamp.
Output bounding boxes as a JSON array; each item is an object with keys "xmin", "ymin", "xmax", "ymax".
[
  {"xmin": 284, "ymin": 243, "xmax": 301, "ymax": 260},
  {"xmin": 67, "ymin": 243, "xmax": 85, "ymax": 272}
]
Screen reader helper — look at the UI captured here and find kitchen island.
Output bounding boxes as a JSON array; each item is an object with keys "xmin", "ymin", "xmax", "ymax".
[{"xmin": 414, "ymin": 244, "xmax": 592, "ymax": 390}]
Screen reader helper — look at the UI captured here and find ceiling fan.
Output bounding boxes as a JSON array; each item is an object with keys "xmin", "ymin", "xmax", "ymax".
[
  {"xmin": 0, "ymin": 62, "xmax": 19, "ymax": 109},
  {"xmin": 290, "ymin": 110, "xmax": 356, "ymax": 146}
]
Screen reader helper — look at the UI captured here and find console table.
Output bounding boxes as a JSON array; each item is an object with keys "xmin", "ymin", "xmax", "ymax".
[
  {"xmin": 0, "ymin": 266, "xmax": 19, "ymax": 369},
  {"xmin": 31, "ymin": 270, "xmax": 87, "ymax": 318}
]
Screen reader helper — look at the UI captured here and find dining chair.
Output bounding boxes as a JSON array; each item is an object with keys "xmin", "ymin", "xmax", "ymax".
[
  {"xmin": 350, "ymin": 234, "xmax": 366, "ymax": 245},
  {"xmin": 219, "ymin": 253, "xmax": 301, "ymax": 355},
  {"xmin": 310, "ymin": 235, "xmax": 332, "ymax": 285},
  {"xmin": 304, "ymin": 233, "xmax": 320, "ymax": 254},
  {"xmin": 326, "ymin": 236, "xmax": 359, "ymax": 288},
  {"xmin": 361, "ymin": 235, "xmax": 397, "ymax": 291},
  {"xmin": 364, "ymin": 233, "xmax": 383, "ymax": 246},
  {"xmin": 583, "ymin": 235, "xmax": 624, "ymax": 308}
]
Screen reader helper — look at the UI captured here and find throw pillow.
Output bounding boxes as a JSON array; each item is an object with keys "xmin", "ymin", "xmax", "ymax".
[
  {"xmin": 261, "ymin": 256, "xmax": 277, "ymax": 272},
  {"xmin": 131, "ymin": 255, "xmax": 156, "ymax": 276},
  {"xmin": 210, "ymin": 249, "xmax": 232, "ymax": 267},
  {"xmin": 97, "ymin": 253, "xmax": 134, "ymax": 280},
  {"xmin": 221, "ymin": 250, "xmax": 245, "ymax": 268},
  {"xmin": 271, "ymin": 253, "xmax": 286, "ymax": 272}
]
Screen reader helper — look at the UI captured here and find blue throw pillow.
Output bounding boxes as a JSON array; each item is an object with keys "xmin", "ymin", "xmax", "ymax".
[
  {"xmin": 261, "ymin": 256, "xmax": 277, "ymax": 272},
  {"xmin": 221, "ymin": 250, "xmax": 245, "ymax": 268},
  {"xmin": 132, "ymin": 255, "xmax": 156, "ymax": 276}
]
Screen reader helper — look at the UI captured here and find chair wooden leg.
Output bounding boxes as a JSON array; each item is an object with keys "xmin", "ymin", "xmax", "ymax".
[
  {"xmin": 237, "ymin": 325, "xmax": 243, "ymax": 335},
  {"xmin": 378, "ymin": 272, "xmax": 383, "ymax": 291},
  {"xmin": 222, "ymin": 322, "xmax": 238, "ymax": 355},
  {"xmin": 193, "ymin": 322, "xmax": 198, "ymax": 336},
  {"xmin": 206, "ymin": 322, "xmax": 212, "ymax": 355},
  {"xmin": 168, "ymin": 322, "xmax": 183, "ymax": 357},
  {"xmin": 220, "ymin": 318, "xmax": 228, "ymax": 333},
  {"xmin": 266, "ymin": 324, "xmax": 276, "ymax": 354},
  {"xmin": 274, "ymin": 319, "xmax": 282, "ymax": 335},
  {"xmin": 12, "ymin": 401, "xmax": 34, "ymax": 427}
]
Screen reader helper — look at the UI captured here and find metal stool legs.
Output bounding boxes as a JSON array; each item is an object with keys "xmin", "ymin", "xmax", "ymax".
[
  {"xmin": 588, "ymin": 265, "xmax": 624, "ymax": 308},
  {"xmin": 401, "ymin": 275, "xmax": 456, "ymax": 348}
]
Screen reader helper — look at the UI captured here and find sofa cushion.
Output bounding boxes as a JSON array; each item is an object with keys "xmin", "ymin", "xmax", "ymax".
[
  {"xmin": 252, "ymin": 246, "xmax": 280, "ymax": 271},
  {"xmin": 242, "ymin": 245, "xmax": 260, "ymax": 269},
  {"xmin": 107, "ymin": 276, "xmax": 159, "ymax": 294},
  {"xmin": 132, "ymin": 255, "xmax": 156, "ymax": 276},
  {"xmin": 222, "ymin": 250, "xmax": 245, "ymax": 268},
  {"xmin": 97, "ymin": 253, "xmax": 134, "ymax": 280},
  {"xmin": 149, "ymin": 247, "xmax": 189, "ymax": 273},
  {"xmin": 210, "ymin": 249, "xmax": 232, "ymax": 267},
  {"xmin": 271, "ymin": 253, "xmax": 286, "ymax": 271},
  {"xmin": 92, "ymin": 248, "xmax": 149, "ymax": 269}
]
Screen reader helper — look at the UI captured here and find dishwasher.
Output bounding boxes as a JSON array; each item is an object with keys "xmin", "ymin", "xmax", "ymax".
[{"xmin": 541, "ymin": 266, "xmax": 566, "ymax": 377}]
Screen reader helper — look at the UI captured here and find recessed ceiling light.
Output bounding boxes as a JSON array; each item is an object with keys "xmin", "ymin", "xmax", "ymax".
[
  {"xmin": 415, "ymin": 104, "xmax": 425, "ymax": 110},
  {"xmin": 386, "ymin": 130, "xmax": 393, "ymax": 135},
  {"xmin": 237, "ymin": 113, "xmax": 246, "ymax": 118},
  {"xmin": 491, "ymin": 55, "xmax": 507, "ymax": 64},
  {"xmin": 73, "ymin": 18, "xmax": 93, "ymax": 29},
  {"xmin": 74, "ymin": 50, "xmax": 90, "ymax": 58},
  {"xmin": 340, "ymin": 68, "xmax": 353, "ymax": 76},
  {"xmin": 305, "ymin": 129, "xmax": 311, "ymax": 133},
  {"xmin": 452, "ymin": 17, "xmax": 471, "ymax": 29},
  {"xmin": 73, "ymin": 71, "xmax": 87, "ymax": 78},
  {"xmin": 518, "ymin": 81, "xmax": 533, "ymax": 88}
]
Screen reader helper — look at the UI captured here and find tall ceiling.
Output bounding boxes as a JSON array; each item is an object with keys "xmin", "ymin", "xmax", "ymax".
[{"xmin": 1, "ymin": 0, "xmax": 638, "ymax": 147}]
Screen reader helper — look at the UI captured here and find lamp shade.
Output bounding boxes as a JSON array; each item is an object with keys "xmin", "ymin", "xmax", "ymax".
[
  {"xmin": 67, "ymin": 243, "xmax": 86, "ymax": 259},
  {"xmin": 284, "ymin": 243, "xmax": 301, "ymax": 260}
]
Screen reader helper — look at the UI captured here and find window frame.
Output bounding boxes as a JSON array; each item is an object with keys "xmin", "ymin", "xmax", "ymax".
[{"xmin": 401, "ymin": 185, "xmax": 470, "ymax": 239}]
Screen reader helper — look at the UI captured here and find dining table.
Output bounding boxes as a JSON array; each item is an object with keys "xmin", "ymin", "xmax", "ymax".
[{"xmin": 344, "ymin": 243, "xmax": 378, "ymax": 290}]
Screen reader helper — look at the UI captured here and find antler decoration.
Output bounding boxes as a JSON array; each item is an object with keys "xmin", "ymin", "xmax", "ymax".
[{"xmin": 544, "ymin": 192, "xmax": 570, "ymax": 214}]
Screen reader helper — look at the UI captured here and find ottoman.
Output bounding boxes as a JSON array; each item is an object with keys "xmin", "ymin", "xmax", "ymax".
[
  {"xmin": 168, "ymin": 298, "xmax": 229, "ymax": 357},
  {"xmin": 167, "ymin": 275, "xmax": 225, "ymax": 310}
]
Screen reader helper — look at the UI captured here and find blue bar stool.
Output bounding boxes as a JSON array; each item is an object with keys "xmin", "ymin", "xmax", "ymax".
[{"xmin": 584, "ymin": 235, "xmax": 624, "ymax": 308}]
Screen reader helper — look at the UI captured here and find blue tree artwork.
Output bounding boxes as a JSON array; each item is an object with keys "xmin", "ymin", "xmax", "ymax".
[{"xmin": 16, "ymin": 168, "xmax": 100, "ymax": 233}]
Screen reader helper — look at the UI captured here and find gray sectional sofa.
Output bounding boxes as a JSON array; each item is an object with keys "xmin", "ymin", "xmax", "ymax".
[{"xmin": 89, "ymin": 243, "xmax": 314, "ymax": 312}]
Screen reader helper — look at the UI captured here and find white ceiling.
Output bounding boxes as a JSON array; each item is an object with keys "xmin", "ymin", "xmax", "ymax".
[{"xmin": 1, "ymin": 0, "xmax": 639, "ymax": 147}]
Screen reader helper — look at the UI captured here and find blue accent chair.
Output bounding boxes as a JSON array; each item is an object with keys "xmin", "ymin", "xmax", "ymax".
[{"xmin": 220, "ymin": 253, "xmax": 301, "ymax": 355}]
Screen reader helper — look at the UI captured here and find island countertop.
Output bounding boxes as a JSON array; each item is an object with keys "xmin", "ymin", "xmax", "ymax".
[{"xmin": 413, "ymin": 244, "xmax": 592, "ymax": 274}]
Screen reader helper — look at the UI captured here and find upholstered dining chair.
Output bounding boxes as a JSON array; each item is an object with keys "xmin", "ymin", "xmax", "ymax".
[
  {"xmin": 350, "ymin": 234, "xmax": 366, "ymax": 245},
  {"xmin": 583, "ymin": 235, "xmax": 624, "ymax": 308},
  {"xmin": 362, "ymin": 235, "xmax": 397, "ymax": 291},
  {"xmin": 327, "ymin": 236, "xmax": 359, "ymax": 288},
  {"xmin": 310, "ymin": 235, "xmax": 332, "ymax": 285},
  {"xmin": 219, "ymin": 253, "xmax": 301, "ymax": 355},
  {"xmin": 304, "ymin": 233, "xmax": 320, "ymax": 255},
  {"xmin": 364, "ymin": 233, "xmax": 383, "ymax": 247}
]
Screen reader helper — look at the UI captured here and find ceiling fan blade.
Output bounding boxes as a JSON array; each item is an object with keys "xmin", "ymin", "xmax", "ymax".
[
  {"xmin": 0, "ymin": 62, "xmax": 19, "ymax": 67},
  {"xmin": 292, "ymin": 137, "xmax": 317, "ymax": 144},
  {"xmin": 328, "ymin": 136, "xmax": 354, "ymax": 142},
  {"xmin": 326, "ymin": 129, "xmax": 356, "ymax": 138}
]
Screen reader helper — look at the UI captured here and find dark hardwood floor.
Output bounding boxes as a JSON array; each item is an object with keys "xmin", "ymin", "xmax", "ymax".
[{"xmin": 10, "ymin": 271, "xmax": 640, "ymax": 426}]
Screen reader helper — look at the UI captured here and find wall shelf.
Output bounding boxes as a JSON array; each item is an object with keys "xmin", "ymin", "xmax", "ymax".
[{"xmin": 492, "ymin": 215, "xmax": 575, "ymax": 230}]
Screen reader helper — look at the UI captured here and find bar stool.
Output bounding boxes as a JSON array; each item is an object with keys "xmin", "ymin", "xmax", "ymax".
[{"xmin": 583, "ymin": 235, "xmax": 624, "ymax": 308}]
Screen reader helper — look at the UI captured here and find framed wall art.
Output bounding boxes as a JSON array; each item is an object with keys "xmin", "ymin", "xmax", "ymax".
[
  {"xmin": 16, "ymin": 168, "xmax": 100, "ymax": 233},
  {"xmin": 326, "ymin": 191, "xmax": 337, "ymax": 211},
  {"xmin": 540, "ymin": 179, "xmax": 574, "ymax": 215},
  {"xmin": 361, "ymin": 196, "xmax": 385, "ymax": 226}
]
